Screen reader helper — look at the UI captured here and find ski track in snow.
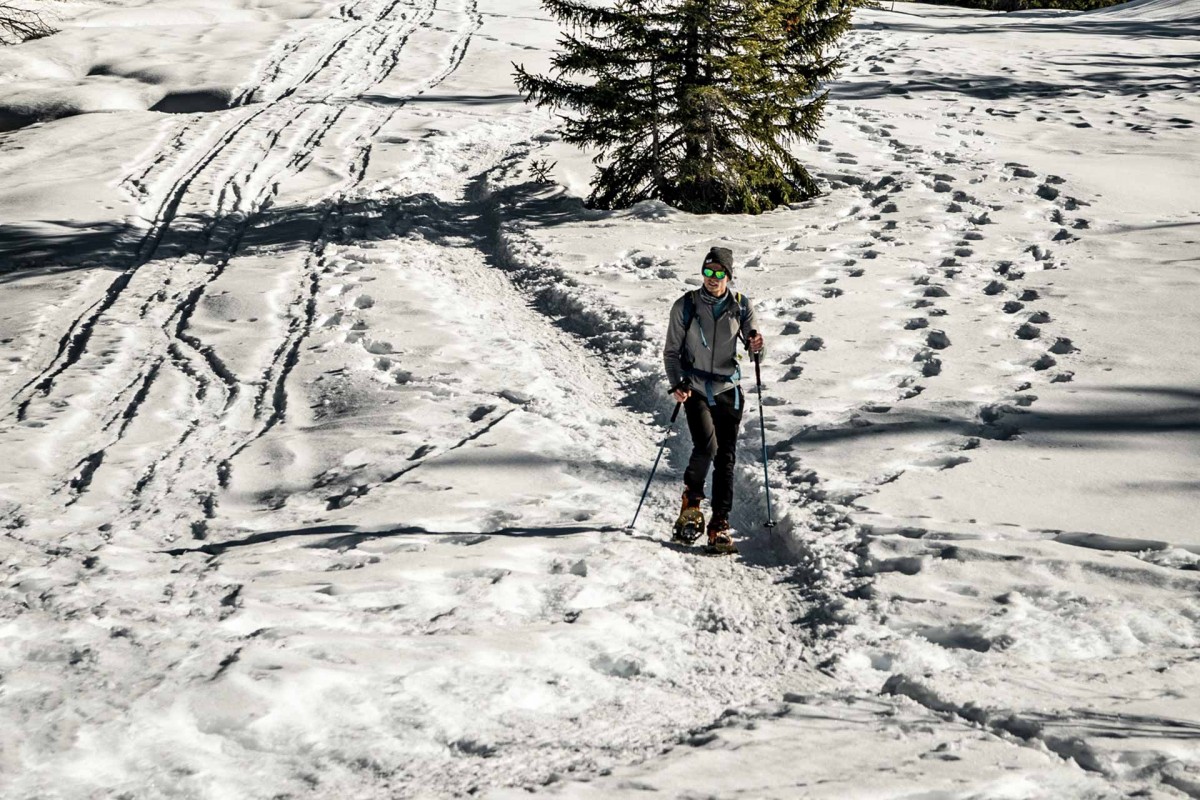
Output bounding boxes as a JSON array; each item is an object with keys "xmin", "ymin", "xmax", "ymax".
[{"xmin": 1, "ymin": 0, "xmax": 1199, "ymax": 797}]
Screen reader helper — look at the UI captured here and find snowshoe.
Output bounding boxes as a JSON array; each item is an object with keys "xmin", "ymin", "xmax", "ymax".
[
  {"xmin": 673, "ymin": 508, "xmax": 705, "ymax": 544},
  {"xmin": 705, "ymin": 515, "xmax": 737, "ymax": 555},
  {"xmin": 671, "ymin": 491, "xmax": 705, "ymax": 545}
]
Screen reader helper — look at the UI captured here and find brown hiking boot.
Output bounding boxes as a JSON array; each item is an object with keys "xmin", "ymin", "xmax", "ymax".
[
  {"xmin": 679, "ymin": 490, "xmax": 702, "ymax": 514},
  {"xmin": 707, "ymin": 515, "xmax": 736, "ymax": 553}
]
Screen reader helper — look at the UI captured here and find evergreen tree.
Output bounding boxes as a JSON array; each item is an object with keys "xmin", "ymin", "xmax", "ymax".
[{"xmin": 514, "ymin": 0, "xmax": 862, "ymax": 215}]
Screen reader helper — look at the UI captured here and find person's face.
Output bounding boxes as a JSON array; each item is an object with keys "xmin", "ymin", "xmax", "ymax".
[{"xmin": 702, "ymin": 264, "xmax": 729, "ymax": 295}]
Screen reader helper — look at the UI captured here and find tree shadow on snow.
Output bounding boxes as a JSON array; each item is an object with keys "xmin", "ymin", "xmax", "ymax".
[
  {"xmin": 873, "ymin": 16, "xmax": 1200, "ymax": 42},
  {"xmin": 163, "ymin": 521, "xmax": 628, "ymax": 558},
  {"xmin": 0, "ymin": 180, "xmax": 598, "ymax": 284},
  {"xmin": 770, "ymin": 386, "xmax": 1200, "ymax": 454},
  {"xmin": 833, "ymin": 69, "xmax": 1199, "ymax": 103}
]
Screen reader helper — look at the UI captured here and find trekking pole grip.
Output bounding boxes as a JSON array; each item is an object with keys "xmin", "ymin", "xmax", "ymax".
[{"xmin": 749, "ymin": 329, "xmax": 762, "ymax": 382}]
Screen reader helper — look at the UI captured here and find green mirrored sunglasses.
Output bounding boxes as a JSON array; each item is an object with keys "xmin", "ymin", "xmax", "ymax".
[{"xmin": 702, "ymin": 266, "xmax": 727, "ymax": 279}]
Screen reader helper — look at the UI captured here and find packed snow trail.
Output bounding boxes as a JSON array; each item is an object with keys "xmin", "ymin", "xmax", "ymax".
[{"xmin": 1, "ymin": 0, "xmax": 1199, "ymax": 798}]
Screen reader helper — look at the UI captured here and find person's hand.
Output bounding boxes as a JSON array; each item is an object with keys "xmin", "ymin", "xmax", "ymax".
[
  {"xmin": 748, "ymin": 332, "xmax": 764, "ymax": 354},
  {"xmin": 672, "ymin": 387, "xmax": 691, "ymax": 403}
]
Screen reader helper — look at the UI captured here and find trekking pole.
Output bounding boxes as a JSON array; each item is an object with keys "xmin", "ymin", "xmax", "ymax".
[
  {"xmin": 628, "ymin": 398, "xmax": 683, "ymax": 531},
  {"xmin": 750, "ymin": 330, "xmax": 776, "ymax": 528}
]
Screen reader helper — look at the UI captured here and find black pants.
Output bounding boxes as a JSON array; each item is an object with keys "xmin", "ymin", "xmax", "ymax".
[{"xmin": 683, "ymin": 387, "xmax": 743, "ymax": 517}]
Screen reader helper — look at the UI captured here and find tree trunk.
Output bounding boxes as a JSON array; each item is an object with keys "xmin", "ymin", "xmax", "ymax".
[{"xmin": 681, "ymin": 5, "xmax": 702, "ymax": 166}]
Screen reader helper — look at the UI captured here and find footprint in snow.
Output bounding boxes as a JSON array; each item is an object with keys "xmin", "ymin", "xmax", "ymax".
[
  {"xmin": 915, "ymin": 454, "xmax": 970, "ymax": 470},
  {"xmin": 1032, "ymin": 184, "xmax": 1060, "ymax": 201},
  {"xmin": 1015, "ymin": 323, "xmax": 1041, "ymax": 340},
  {"xmin": 468, "ymin": 404, "xmax": 495, "ymax": 423},
  {"xmin": 1031, "ymin": 354, "xmax": 1056, "ymax": 371},
  {"xmin": 914, "ymin": 350, "xmax": 942, "ymax": 377},
  {"xmin": 925, "ymin": 330, "xmax": 951, "ymax": 350},
  {"xmin": 1048, "ymin": 337, "xmax": 1078, "ymax": 355},
  {"xmin": 780, "ymin": 366, "xmax": 805, "ymax": 382},
  {"xmin": 1025, "ymin": 244, "xmax": 1053, "ymax": 262},
  {"xmin": 409, "ymin": 444, "xmax": 435, "ymax": 460}
]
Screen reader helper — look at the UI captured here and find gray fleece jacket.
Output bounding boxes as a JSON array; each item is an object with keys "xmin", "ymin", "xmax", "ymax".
[{"xmin": 662, "ymin": 288, "xmax": 760, "ymax": 400}]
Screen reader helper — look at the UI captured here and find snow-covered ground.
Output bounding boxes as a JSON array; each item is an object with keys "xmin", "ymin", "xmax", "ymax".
[{"xmin": 1, "ymin": 0, "xmax": 1198, "ymax": 797}]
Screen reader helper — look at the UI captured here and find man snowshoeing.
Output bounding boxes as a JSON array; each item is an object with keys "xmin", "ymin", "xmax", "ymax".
[{"xmin": 663, "ymin": 246, "xmax": 764, "ymax": 553}]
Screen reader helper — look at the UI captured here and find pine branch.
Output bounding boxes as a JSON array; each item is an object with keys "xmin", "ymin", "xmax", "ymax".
[{"xmin": 0, "ymin": 1, "xmax": 56, "ymax": 44}]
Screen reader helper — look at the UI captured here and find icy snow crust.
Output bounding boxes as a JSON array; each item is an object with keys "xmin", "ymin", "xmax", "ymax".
[{"xmin": 1, "ymin": 0, "xmax": 1198, "ymax": 797}]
